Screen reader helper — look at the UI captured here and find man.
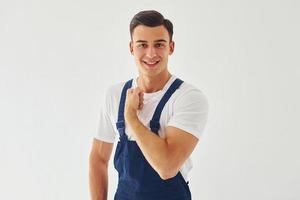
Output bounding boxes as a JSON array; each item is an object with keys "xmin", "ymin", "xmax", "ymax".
[{"xmin": 89, "ymin": 10, "xmax": 209, "ymax": 200}]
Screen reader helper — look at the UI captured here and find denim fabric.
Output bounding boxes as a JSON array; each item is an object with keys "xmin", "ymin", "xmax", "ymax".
[{"xmin": 113, "ymin": 78, "xmax": 191, "ymax": 200}]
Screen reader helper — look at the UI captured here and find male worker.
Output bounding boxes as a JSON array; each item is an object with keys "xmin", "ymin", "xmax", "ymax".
[{"xmin": 89, "ymin": 10, "xmax": 209, "ymax": 200}]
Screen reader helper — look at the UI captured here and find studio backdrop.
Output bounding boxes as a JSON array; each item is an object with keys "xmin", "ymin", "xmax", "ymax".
[{"xmin": 0, "ymin": 0, "xmax": 299, "ymax": 199}]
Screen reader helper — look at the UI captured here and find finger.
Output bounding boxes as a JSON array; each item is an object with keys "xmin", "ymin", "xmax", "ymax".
[
  {"xmin": 138, "ymin": 104, "xmax": 143, "ymax": 110},
  {"xmin": 138, "ymin": 98, "xmax": 144, "ymax": 105},
  {"xmin": 139, "ymin": 91, "xmax": 144, "ymax": 97},
  {"xmin": 133, "ymin": 88, "xmax": 139, "ymax": 95},
  {"xmin": 138, "ymin": 102, "xmax": 144, "ymax": 110},
  {"xmin": 138, "ymin": 100, "xmax": 144, "ymax": 110},
  {"xmin": 136, "ymin": 87, "xmax": 143, "ymax": 93},
  {"xmin": 139, "ymin": 95, "xmax": 144, "ymax": 104},
  {"xmin": 138, "ymin": 90, "xmax": 144, "ymax": 100},
  {"xmin": 134, "ymin": 87, "xmax": 144, "ymax": 95},
  {"xmin": 127, "ymin": 88, "xmax": 133, "ymax": 95}
]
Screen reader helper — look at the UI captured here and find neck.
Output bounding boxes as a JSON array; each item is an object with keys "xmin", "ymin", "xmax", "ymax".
[{"xmin": 137, "ymin": 71, "xmax": 172, "ymax": 93}]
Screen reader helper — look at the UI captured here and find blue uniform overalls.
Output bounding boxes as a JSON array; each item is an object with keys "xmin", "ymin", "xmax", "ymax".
[{"xmin": 113, "ymin": 78, "xmax": 192, "ymax": 200}]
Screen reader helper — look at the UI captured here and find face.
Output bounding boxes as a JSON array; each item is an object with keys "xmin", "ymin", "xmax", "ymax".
[{"xmin": 129, "ymin": 25, "xmax": 175, "ymax": 77}]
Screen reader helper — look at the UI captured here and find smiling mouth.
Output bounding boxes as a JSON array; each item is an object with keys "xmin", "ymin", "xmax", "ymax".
[{"xmin": 142, "ymin": 60, "xmax": 160, "ymax": 68}]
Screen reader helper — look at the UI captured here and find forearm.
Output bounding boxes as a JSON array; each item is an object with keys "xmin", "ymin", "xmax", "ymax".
[
  {"xmin": 127, "ymin": 115, "xmax": 176, "ymax": 179},
  {"xmin": 89, "ymin": 159, "xmax": 108, "ymax": 200}
]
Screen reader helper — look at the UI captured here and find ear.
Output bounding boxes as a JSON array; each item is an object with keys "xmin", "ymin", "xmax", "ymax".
[
  {"xmin": 169, "ymin": 41, "xmax": 175, "ymax": 55},
  {"xmin": 129, "ymin": 41, "xmax": 133, "ymax": 55}
]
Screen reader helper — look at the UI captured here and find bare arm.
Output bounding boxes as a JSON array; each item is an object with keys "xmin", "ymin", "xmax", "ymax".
[
  {"xmin": 89, "ymin": 138, "xmax": 113, "ymax": 200},
  {"xmin": 125, "ymin": 87, "xmax": 201, "ymax": 180},
  {"xmin": 126, "ymin": 116, "xmax": 198, "ymax": 180}
]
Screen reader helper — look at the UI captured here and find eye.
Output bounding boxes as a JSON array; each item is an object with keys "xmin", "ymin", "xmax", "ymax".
[
  {"xmin": 137, "ymin": 43, "xmax": 147, "ymax": 48},
  {"xmin": 155, "ymin": 43, "xmax": 165, "ymax": 48}
]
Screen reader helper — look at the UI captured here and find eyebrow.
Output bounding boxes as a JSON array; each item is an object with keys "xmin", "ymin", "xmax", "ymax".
[{"xmin": 135, "ymin": 39, "xmax": 168, "ymax": 43}]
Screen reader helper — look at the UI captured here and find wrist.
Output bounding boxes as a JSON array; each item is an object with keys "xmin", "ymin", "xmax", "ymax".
[{"xmin": 125, "ymin": 110, "xmax": 138, "ymax": 123}]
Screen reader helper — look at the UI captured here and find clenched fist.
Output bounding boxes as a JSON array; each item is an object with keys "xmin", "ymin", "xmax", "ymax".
[{"xmin": 124, "ymin": 87, "xmax": 144, "ymax": 120}]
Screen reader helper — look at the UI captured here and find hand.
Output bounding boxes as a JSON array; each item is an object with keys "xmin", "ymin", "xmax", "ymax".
[{"xmin": 124, "ymin": 87, "xmax": 144, "ymax": 121}]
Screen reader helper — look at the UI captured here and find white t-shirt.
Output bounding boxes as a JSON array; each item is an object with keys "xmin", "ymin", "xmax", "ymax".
[{"xmin": 95, "ymin": 74, "xmax": 209, "ymax": 181}]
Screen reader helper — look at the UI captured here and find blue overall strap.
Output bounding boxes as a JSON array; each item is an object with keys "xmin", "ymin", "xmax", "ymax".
[
  {"xmin": 150, "ymin": 78, "xmax": 184, "ymax": 134},
  {"xmin": 116, "ymin": 79, "xmax": 133, "ymax": 138}
]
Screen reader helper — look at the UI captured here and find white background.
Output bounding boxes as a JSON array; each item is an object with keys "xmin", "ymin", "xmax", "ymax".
[{"xmin": 1, "ymin": 0, "xmax": 299, "ymax": 199}]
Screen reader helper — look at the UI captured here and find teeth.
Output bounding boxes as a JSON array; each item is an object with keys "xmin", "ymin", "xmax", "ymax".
[{"xmin": 144, "ymin": 61, "xmax": 159, "ymax": 64}]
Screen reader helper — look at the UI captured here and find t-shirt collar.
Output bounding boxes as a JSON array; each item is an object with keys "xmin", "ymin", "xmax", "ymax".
[{"xmin": 132, "ymin": 74, "xmax": 177, "ymax": 95}]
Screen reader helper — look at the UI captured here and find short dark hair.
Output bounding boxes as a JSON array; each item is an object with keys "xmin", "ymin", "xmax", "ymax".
[{"xmin": 129, "ymin": 10, "xmax": 174, "ymax": 42}]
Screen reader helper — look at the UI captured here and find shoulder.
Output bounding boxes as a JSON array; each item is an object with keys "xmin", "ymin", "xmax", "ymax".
[
  {"xmin": 167, "ymin": 79, "xmax": 209, "ymax": 139},
  {"xmin": 173, "ymin": 80, "xmax": 209, "ymax": 109},
  {"xmin": 104, "ymin": 79, "xmax": 132, "ymax": 98},
  {"xmin": 103, "ymin": 79, "xmax": 132, "ymax": 110}
]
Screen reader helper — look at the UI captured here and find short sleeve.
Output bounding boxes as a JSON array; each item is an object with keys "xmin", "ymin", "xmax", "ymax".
[
  {"xmin": 94, "ymin": 87, "xmax": 116, "ymax": 143},
  {"xmin": 167, "ymin": 89, "xmax": 209, "ymax": 139}
]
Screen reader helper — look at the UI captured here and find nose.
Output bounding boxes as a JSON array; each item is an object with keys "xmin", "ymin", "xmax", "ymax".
[{"xmin": 146, "ymin": 46, "xmax": 157, "ymax": 58}]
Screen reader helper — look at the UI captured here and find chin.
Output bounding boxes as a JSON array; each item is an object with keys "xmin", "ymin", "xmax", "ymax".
[{"xmin": 140, "ymin": 68, "xmax": 164, "ymax": 77}]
